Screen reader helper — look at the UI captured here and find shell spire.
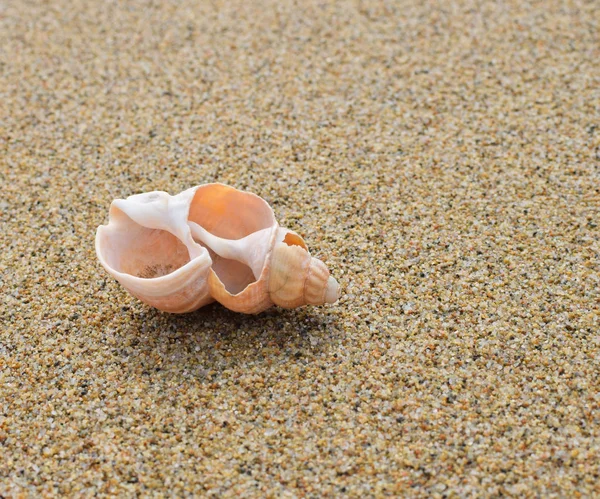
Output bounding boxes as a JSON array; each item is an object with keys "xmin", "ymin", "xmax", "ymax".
[{"xmin": 95, "ymin": 183, "xmax": 340, "ymax": 314}]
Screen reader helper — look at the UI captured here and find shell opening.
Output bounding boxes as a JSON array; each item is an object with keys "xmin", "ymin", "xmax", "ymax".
[
  {"xmin": 188, "ymin": 184, "xmax": 274, "ymax": 239},
  {"xmin": 209, "ymin": 251, "xmax": 256, "ymax": 295},
  {"xmin": 187, "ymin": 185, "xmax": 276, "ymax": 295},
  {"xmin": 98, "ymin": 216, "xmax": 191, "ymax": 280},
  {"xmin": 282, "ymin": 232, "xmax": 308, "ymax": 250},
  {"xmin": 125, "ymin": 230, "xmax": 190, "ymax": 278},
  {"xmin": 187, "ymin": 231, "xmax": 260, "ymax": 295}
]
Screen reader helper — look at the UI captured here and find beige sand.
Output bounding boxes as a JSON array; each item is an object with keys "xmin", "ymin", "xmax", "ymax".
[{"xmin": 1, "ymin": 0, "xmax": 598, "ymax": 496}]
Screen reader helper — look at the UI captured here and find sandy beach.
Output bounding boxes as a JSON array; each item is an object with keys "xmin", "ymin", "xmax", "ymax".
[{"xmin": 1, "ymin": 0, "xmax": 599, "ymax": 496}]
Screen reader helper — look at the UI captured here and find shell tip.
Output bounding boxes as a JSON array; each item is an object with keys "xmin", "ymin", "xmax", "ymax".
[{"xmin": 324, "ymin": 276, "xmax": 340, "ymax": 304}]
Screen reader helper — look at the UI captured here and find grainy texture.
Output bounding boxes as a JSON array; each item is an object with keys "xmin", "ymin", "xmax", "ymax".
[{"xmin": 1, "ymin": 0, "xmax": 599, "ymax": 496}]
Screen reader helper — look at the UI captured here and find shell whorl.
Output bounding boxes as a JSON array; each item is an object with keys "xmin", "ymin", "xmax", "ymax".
[
  {"xmin": 305, "ymin": 257, "xmax": 340, "ymax": 305},
  {"xmin": 268, "ymin": 232, "xmax": 340, "ymax": 309}
]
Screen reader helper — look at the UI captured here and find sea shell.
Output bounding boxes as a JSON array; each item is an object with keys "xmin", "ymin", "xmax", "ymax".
[{"xmin": 95, "ymin": 183, "xmax": 340, "ymax": 314}]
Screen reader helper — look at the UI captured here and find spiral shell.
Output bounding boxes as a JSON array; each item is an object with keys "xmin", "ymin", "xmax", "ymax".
[{"xmin": 95, "ymin": 183, "xmax": 340, "ymax": 313}]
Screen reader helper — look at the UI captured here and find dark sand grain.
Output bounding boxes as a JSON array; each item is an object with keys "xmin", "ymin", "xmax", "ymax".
[{"xmin": 1, "ymin": 0, "xmax": 599, "ymax": 496}]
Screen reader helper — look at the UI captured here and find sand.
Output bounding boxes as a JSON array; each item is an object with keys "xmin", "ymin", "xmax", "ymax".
[{"xmin": 1, "ymin": 0, "xmax": 599, "ymax": 496}]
